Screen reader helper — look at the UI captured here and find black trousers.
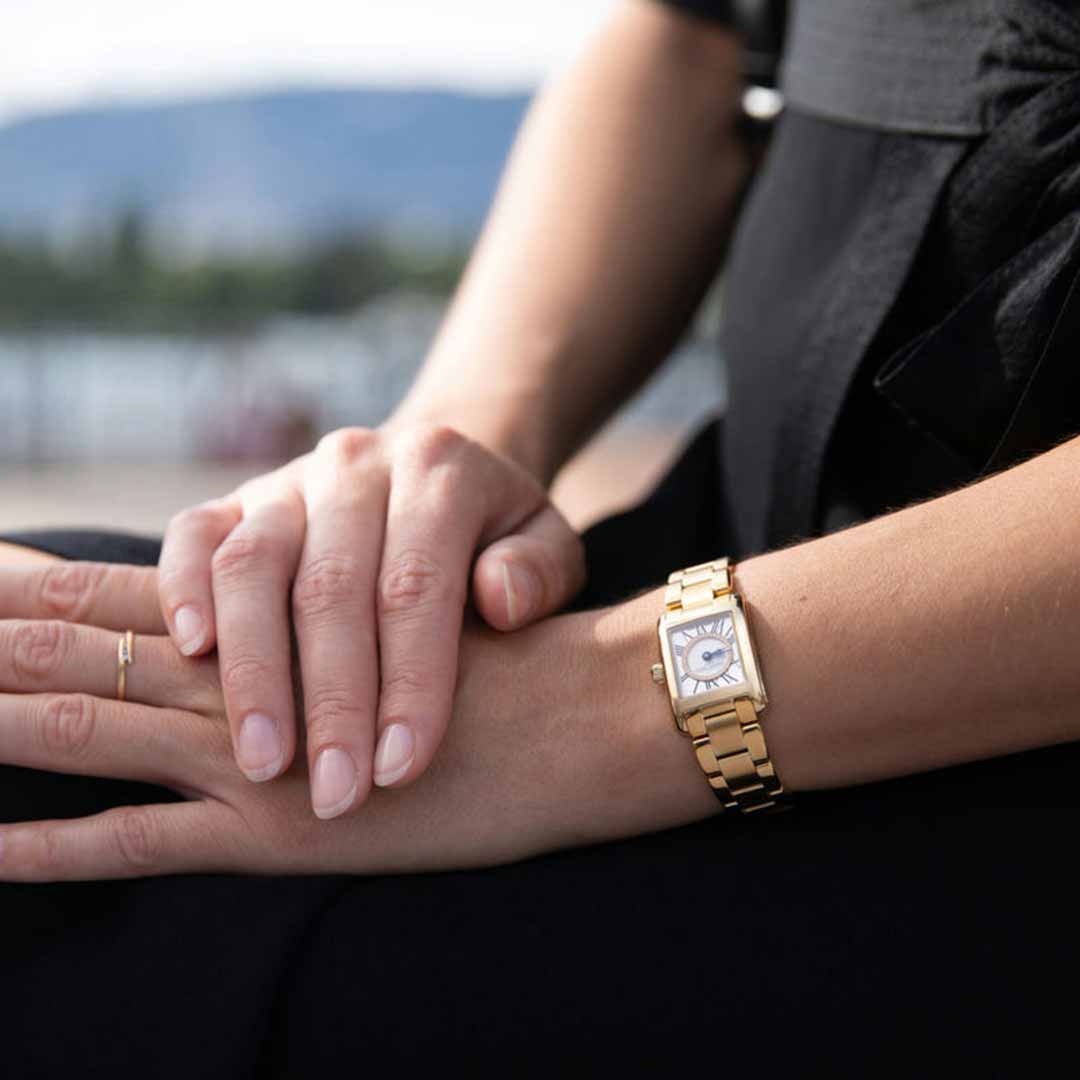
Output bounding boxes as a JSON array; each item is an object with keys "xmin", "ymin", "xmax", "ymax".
[{"xmin": 0, "ymin": 418, "xmax": 1076, "ymax": 1077}]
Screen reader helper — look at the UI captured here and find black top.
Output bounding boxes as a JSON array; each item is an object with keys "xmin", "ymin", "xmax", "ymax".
[{"xmin": 663, "ymin": 0, "xmax": 1080, "ymax": 554}]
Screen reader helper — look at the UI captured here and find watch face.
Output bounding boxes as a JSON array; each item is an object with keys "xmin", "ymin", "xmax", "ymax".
[{"xmin": 667, "ymin": 613, "xmax": 745, "ymax": 697}]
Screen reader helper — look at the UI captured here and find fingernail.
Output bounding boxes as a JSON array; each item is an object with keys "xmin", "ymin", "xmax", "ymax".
[
  {"xmin": 312, "ymin": 748, "xmax": 359, "ymax": 820},
  {"xmin": 174, "ymin": 605, "xmax": 206, "ymax": 656},
  {"xmin": 237, "ymin": 712, "xmax": 284, "ymax": 782},
  {"xmin": 373, "ymin": 723, "xmax": 415, "ymax": 787},
  {"xmin": 501, "ymin": 561, "xmax": 539, "ymax": 625}
]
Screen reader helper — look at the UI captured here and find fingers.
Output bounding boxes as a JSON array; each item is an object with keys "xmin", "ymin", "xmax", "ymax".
[
  {"xmin": 158, "ymin": 496, "xmax": 243, "ymax": 656},
  {"xmin": 294, "ymin": 429, "xmax": 387, "ymax": 819},
  {"xmin": 0, "ymin": 801, "xmax": 234, "ymax": 882},
  {"xmin": 0, "ymin": 619, "xmax": 213, "ymax": 710},
  {"xmin": 0, "ymin": 691, "xmax": 229, "ymax": 790},
  {"xmin": 472, "ymin": 502, "xmax": 586, "ymax": 631},
  {"xmin": 0, "ymin": 561, "xmax": 166, "ymax": 634},
  {"xmin": 371, "ymin": 448, "xmax": 477, "ymax": 793},
  {"xmin": 211, "ymin": 493, "xmax": 307, "ymax": 784},
  {"xmin": 371, "ymin": 427, "xmax": 537, "ymax": 792}
]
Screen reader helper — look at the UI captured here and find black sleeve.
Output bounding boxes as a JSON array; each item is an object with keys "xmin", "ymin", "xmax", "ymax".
[{"xmin": 658, "ymin": 0, "xmax": 736, "ymax": 24}]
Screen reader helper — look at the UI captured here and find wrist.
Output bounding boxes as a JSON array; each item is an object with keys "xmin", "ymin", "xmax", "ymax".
[
  {"xmin": 387, "ymin": 389, "xmax": 557, "ymax": 484},
  {"xmin": 545, "ymin": 587, "xmax": 720, "ymax": 847},
  {"xmin": 453, "ymin": 583, "xmax": 727, "ymax": 863}
]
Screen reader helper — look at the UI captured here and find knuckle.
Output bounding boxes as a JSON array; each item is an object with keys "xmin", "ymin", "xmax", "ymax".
[
  {"xmin": 37, "ymin": 562, "xmax": 107, "ymax": 622},
  {"xmin": 211, "ymin": 530, "xmax": 274, "ymax": 583},
  {"xmin": 316, "ymin": 426, "xmax": 378, "ymax": 468},
  {"xmin": 292, "ymin": 554, "xmax": 364, "ymax": 621},
  {"xmin": 111, "ymin": 807, "xmax": 162, "ymax": 871},
  {"xmin": 407, "ymin": 424, "xmax": 466, "ymax": 470},
  {"xmin": 378, "ymin": 551, "xmax": 452, "ymax": 615},
  {"xmin": 167, "ymin": 502, "xmax": 223, "ymax": 542},
  {"xmin": 39, "ymin": 694, "xmax": 96, "ymax": 761},
  {"xmin": 219, "ymin": 652, "xmax": 275, "ymax": 699},
  {"xmin": 38, "ymin": 822, "xmax": 66, "ymax": 875},
  {"xmin": 11, "ymin": 620, "xmax": 70, "ymax": 681},
  {"xmin": 304, "ymin": 688, "xmax": 363, "ymax": 746},
  {"xmin": 380, "ymin": 666, "xmax": 429, "ymax": 703}
]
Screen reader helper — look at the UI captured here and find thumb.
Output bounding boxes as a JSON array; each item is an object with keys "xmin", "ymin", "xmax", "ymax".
[{"xmin": 472, "ymin": 502, "xmax": 586, "ymax": 631}]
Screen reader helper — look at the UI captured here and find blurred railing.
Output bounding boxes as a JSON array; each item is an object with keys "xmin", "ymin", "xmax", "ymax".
[{"xmin": 0, "ymin": 290, "xmax": 726, "ymax": 465}]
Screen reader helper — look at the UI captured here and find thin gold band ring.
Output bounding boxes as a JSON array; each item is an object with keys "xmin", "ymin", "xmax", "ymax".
[{"xmin": 117, "ymin": 629, "xmax": 135, "ymax": 701}]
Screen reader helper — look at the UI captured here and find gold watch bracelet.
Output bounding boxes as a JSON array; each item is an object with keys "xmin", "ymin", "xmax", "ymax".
[{"xmin": 663, "ymin": 558, "xmax": 792, "ymax": 816}]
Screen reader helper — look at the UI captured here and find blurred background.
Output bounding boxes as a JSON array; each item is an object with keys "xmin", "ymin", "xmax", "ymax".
[{"xmin": 0, "ymin": 0, "xmax": 725, "ymax": 537}]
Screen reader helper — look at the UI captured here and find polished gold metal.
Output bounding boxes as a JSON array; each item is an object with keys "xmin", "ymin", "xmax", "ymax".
[
  {"xmin": 117, "ymin": 629, "xmax": 135, "ymax": 701},
  {"xmin": 655, "ymin": 558, "xmax": 790, "ymax": 815}
]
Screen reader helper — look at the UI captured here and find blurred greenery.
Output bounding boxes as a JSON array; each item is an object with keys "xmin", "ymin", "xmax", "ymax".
[{"xmin": 0, "ymin": 212, "xmax": 469, "ymax": 332}]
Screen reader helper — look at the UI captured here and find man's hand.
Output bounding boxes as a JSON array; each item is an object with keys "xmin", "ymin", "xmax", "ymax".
[
  {"xmin": 0, "ymin": 560, "xmax": 713, "ymax": 881},
  {"xmin": 154, "ymin": 423, "xmax": 585, "ymax": 821}
]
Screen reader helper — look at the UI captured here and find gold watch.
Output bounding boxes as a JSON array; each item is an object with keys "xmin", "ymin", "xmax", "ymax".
[{"xmin": 651, "ymin": 557, "xmax": 791, "ymax": 815}]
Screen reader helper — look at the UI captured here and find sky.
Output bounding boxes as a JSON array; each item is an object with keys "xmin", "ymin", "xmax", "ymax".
[{"xmin": 0, "ymin": 0, "xmax": 620, "ymax": 123}]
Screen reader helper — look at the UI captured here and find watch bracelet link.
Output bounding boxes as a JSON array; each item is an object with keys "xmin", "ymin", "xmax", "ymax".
[{"xmin": 665, "ymin": 558, "xmax": 791, "ymax": 816}]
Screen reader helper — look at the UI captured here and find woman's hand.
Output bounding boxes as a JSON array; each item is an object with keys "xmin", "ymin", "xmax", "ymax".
[
  {"xmin": 0, "ymin": 560, "xmax": 714, "ymax": 881},
  {"xmin": 155, "ymin": 422, "xmax": 585, "ymax": 820}
]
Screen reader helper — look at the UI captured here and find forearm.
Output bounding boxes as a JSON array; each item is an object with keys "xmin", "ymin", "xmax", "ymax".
[
  {"xmin": 393, "ymin": 0, "xmax": 748, "ymax": 483},
  {"xmin": 743, "ymin": 435, "xmax": 1080, "ymax": 793},
  {"xmin": 544, "ymin": 433, "xmax": 1080, "ymax": 844}
]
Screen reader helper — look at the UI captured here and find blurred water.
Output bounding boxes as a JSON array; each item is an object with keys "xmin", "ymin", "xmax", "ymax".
[{"xmin": 0, "ymin": 291, "xmax": 726, "ymax": 464}]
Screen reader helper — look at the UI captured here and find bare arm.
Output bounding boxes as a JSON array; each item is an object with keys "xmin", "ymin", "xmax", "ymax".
[
  {"xmin": 747, "ymin": 434, "xmax": 1080, "ymax": 793},
  {"xmin": 6, "ymin": 435, "xmax": 1080, "ymax": 881},
  {"xmin": 393, "ymin": 0, "xmax": 748, "ymax": 483},
  {"xmin": 150, "ymin": 0, "xmax": 748, "ymax": 814},
  {"xmin": 607, "ymin": 432, "xmax": 1080, "ymax": 833}
]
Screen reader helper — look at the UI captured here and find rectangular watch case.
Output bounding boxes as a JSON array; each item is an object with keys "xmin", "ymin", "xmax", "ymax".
[{"xmin": 657, "ymin": 591, "xmax": 768, "ymax": 733}]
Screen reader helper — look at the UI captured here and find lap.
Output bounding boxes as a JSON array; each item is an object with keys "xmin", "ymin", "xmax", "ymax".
[{"xmin": 0, "ymin": 421, "xmax": 1075, "ymax": 1076}]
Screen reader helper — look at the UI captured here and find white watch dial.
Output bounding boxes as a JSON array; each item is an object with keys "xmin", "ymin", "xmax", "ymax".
[{"xmin": 667, "ymin": 612, "xmax": 744, "ymax": 697}]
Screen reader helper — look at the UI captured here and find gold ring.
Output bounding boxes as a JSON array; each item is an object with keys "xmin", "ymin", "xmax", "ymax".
[{"xmin": 117, "ymin": 629, "xmax": 135, "ymax": 701}]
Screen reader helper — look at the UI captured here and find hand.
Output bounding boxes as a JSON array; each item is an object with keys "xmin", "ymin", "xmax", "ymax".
[
  {"xmin": 155, "ymin": 422, "xmax": 585, "ymax": 820},
  {"xmin": 0, "ymin": 560, "xmax": 714, "ymax": 881}
]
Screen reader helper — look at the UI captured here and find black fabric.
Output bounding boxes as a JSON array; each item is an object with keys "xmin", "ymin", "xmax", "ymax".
[
  {"xmin": 658, "ymin": 0, "xmax": 735, "ymax": 25},
  {"xmin": 718, "ymin": 0, "xmax": 1080, "ymax": 552},
  {"xmin": 2, "ymin": 445, "xmax": 1080, "ymax": 1076},
  {"xmin": 720, "ymin": 114, "xmax": 969, "ymax": 553},
  {"xmin": 0, "ymin": 528, "xmax": 165, "ymax": 567},
  {"xmin": 781, "ymin": 0, "xmax": 997, "ymax": 137}
]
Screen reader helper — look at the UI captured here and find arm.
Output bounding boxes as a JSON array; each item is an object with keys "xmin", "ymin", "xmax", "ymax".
[
  {"xmin": 742, "ymin": 433, "xmax": 1080, "ymax": 793},
  {"xmin": 391, "ymin": 0, "xmax": 748, "ymax": 483},
  {"xmin": 152, "ymin": 0, "xmax": 749, "ymax": 819},
  {"xmin": 613, "ymin": 431, "xmax": 1080, "ymax": 831},
  {"xmin": 3, "ymin": 433, "xmax": 1080, "ymax": 879}
]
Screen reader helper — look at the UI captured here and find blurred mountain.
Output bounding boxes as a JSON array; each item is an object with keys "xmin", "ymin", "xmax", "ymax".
[{"xmin": 0, "ymin": 87, "xmax": 531, "ymax": 256}]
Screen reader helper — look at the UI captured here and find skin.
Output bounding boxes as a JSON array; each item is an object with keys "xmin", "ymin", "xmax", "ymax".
[
  {"xmin": 5, "ymin": 0, "xmax": 1073, "ymax": 881},
  {"xmin": 0, "ymin": 543, "xmax": 58, "ymax": 568},
  {"xmin": 3, "ymin": 428, "xmax": 1080, "ymax": 879},
  {"xmin": 0, "ymin": 556, "xmax": 713, "ymax": 879},
  {"xmin": 152, "ymin": 0, "xmax": 749, "ymax": 820},
  {"xmin": 156, "ymin": 431, "xmax": 585, "ymax": 822}
]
